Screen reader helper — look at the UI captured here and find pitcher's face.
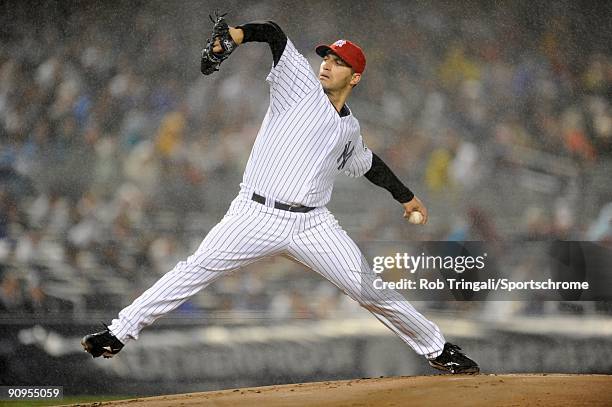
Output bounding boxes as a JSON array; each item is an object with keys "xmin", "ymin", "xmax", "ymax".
[{"xmin": 319, "ymin": 52, "xmax": 360, "ymax": 92}]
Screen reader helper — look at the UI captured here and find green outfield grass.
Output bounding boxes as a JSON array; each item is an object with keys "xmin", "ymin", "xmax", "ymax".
[{"xmin": 0, "ymin": 395, "xmax": 131, "ymax": 406}]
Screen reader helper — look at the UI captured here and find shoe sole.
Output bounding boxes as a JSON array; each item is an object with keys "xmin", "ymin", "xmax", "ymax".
[
  {"xmin": 452, "ymin": 366, "xmax": 480, "ymax": 374},
  {"xmin": 429, "ymin": 361, "xmax": 480, "ymax": 374}
]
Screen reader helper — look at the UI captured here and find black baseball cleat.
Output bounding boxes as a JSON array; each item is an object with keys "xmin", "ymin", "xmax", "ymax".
[
  {"xmin": 81, "ymin": 324, "xmax": 124, "ymax": 358},
  {"xmin": 428, "ymin": 342, "xmax": 480, "ymax": 374}
]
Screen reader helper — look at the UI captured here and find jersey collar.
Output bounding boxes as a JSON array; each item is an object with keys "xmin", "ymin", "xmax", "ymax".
[{"xmin": 339, "ymin": 104, "xmax": 351, "ymax": 117}]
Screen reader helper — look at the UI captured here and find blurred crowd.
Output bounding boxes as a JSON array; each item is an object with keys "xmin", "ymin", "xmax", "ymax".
[{"xmin": 1, "ymin": 0, "xmax": 611, "ymax": 317}]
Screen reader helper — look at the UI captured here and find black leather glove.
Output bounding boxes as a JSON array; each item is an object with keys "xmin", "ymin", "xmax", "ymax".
[{"xmin": 200, "ymin": 10, "xmax": 238, "ymax": 75}]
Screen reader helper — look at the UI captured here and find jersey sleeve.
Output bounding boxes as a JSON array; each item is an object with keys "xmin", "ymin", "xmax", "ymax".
[
  {"xmin": 344, "ymin": 134, "xmax": 373, "ymax": 178},
  {"xmin": 266, "ymin": 39, "xmax": 320, "ymax": 114}
]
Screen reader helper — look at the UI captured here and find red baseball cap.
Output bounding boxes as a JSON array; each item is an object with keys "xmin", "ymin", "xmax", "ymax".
[{"xmin": 315, "ymin": 39, "xmax": 366, "ymax": 74}]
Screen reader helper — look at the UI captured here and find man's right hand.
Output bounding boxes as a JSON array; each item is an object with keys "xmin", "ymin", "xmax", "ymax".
[{"xmin": 402, "ymin": 196, "xmax": 428, "ymax": 225}]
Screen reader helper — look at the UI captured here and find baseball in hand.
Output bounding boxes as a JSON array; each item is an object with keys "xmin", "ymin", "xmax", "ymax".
[{"xmin": 408, "ymin": 211, "xmax": 424, "ymax": 224}]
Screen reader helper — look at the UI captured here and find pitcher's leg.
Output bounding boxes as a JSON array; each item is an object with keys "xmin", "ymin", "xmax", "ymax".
[
  {"xmin": 109, "ymin": 249, "xmax": 231, "ymax": 343},
  {"xmin": 289, "ymin": 217, "xmax": 445, "ymax": 357},
  {"xmin": 110, "ymin": 204, "xmax": 292, "ymax": 343}
]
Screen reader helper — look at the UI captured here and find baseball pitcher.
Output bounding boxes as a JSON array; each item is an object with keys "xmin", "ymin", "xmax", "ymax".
[{"xmin": 82, "ymin": 13, "xmax": 479, "ymax": 374}]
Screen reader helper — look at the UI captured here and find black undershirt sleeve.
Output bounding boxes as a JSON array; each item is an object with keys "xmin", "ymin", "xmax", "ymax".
[
  {"xmin": 364, "ymin": 153, "xmax": 415, "ymax": 203},
  {"xmin": 236, "ymin": 21, "xmax": 287, "ymax": 66}
]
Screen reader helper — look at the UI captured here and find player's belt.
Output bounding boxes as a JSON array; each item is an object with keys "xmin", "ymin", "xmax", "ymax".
[{"xmin": 251, "ymin": 193, "xmax": 316, "ymax": 213}]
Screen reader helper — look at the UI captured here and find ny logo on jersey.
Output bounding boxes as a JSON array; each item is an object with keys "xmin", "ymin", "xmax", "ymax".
[
  {"xmin": 337, "ymin": 140, "xmax": 355, "ymax": 170},
  {"xmin": 333, "ymin": 40, "xmax": 347, "ymax": 47}
]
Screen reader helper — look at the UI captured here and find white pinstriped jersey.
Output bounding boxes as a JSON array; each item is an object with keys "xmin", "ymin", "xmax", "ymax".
[{"xmin": 242, "ymin": 39, "xmax": 373, "ymax": 207}]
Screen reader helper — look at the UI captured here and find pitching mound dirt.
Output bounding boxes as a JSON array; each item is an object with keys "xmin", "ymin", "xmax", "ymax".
[{"xmin": 64, "ymin": 374, "xmax": 612, "ymax": 407}]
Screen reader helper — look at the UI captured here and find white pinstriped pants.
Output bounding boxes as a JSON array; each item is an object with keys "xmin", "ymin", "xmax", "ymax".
[{"xmin": 109, "ymin": 187, "xmax": 446, "ymax": 356}]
